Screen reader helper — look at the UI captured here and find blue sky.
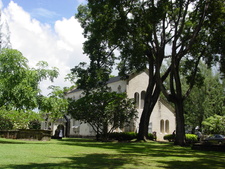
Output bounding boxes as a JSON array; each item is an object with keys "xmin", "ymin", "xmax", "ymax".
[
  {"xmin": 2, "ymin": 0, "xmax": 84, "ymax": 24},
  {"xmin": 0, "ymin": 0, "xmax": 88, "ymax": 95}
]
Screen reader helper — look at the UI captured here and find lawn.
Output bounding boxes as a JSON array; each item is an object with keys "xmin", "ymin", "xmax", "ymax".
[{"xmin": 0, "ymin": 138, "xmax": 225, "ymax": 169}]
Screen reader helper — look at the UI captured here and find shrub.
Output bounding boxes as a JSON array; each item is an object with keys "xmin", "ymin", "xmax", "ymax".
[
  {"xmin": 185, "ymin": 134, "xmax": 198, "ymax": 143},
  {"xmin": 147, "ymin": 133, "xmax": 156, "ymax": 140},
  {"xmin": 164, "ymin": 134, "xmax": 198, "ymax": 143},
  {"xmin": 108, "ymin": 132, "xmax": 137, "ymax": 141},
  {"xmin": 28, "ymin": 120, "xmax": 41, "ymax": 130},
  {"xmin": 163, "ymin": 134, "xmax": 175, "ymax": 142},
  {"xmin": 0, "ymin": 115, "xmax": 13, "ymax": 130}
]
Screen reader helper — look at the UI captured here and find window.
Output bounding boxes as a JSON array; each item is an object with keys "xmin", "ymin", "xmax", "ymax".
[
  {"xmin": 165, "ymin": 120, "xmax": 169, "ymax": 133},
  {"xmin": 134, "ymin": 92, "xmax": 139, "ymax": 108},
  {"xmin": 160, "ymin": 120, "xmax": 164, "ymax": 133},
  {"xmin": 141, "ymin": 91, "xmax": 146, "ymax": 109}
]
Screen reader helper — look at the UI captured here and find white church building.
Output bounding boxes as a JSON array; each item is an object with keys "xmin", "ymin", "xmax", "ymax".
[{"xmin": 43, "ymin": 71, "xmax": 176, "ymax": 141}]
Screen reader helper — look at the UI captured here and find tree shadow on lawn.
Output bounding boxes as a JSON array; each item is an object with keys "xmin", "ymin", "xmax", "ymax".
[
  {"xmin": 0, "ymin": 139, "xmax": 26, "ymax": 144},
  {"xmin": 0, "ymin": 153, "xmax": 135, "ymax": 169},
  {"xmin": 1, "ymin": 138, "xmax": 225, "ymax": 169},
  {"xmin": 156, "ymin": 157, "xmax": 225, "ymax": 169},
  {"xmin": 58, "ymin": 138, "xmax": 225, "ymax": 169}
]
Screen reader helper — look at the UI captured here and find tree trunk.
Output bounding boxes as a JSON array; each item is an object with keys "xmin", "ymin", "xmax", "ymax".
[
  {"xmin": 137, "ymin": 84, "xmax": 160, "ymax": 141},
  {"xmin": 102, "ymin": 123, "xmax": 108, "ymax": 141},
  {"xmin": 174, "ymin": 99, "xmax": 186, "ymax": 146}
]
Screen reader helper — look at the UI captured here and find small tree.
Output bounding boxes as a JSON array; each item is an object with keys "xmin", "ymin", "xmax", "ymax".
[
  {"xmin": 38, "ymin": 86, "xmax": 69, "ymax": 122},
  {"xmin": 0, "ymin": 49, "xmax": 59, "ymax": 110},
  {"xmin": 202, "ymin": 115, "xmax": 225, "ymax": 135},
  {"xmin": 68, "ymin": 90, "xmax": 137, "ymax": 140}
]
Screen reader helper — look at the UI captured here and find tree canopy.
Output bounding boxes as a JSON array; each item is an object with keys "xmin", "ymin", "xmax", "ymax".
[
  {"xmin": 75, "ymin": 0, "xmax": 225, "ymax": 145},
  {"xmin": 68, "ymin": 90, "xmax": 137, "ymax": 140},
  {"xmin": 38, "ymin": 86, "xmax": 69, "ymax": 122},
  {"xmin": 0, "ymin": 48, "xmax": 65, "ymax": 129},
  {"xmin": 183, "ymin": 63, "xmax": 225, "ymax": 132},
  {"xmin": 0, "ymin": 48, "xmax": 59, "ymax": 110},
  {"xmin": 202, "ymin": 115, "xmax": 225, "ymax": 135}
]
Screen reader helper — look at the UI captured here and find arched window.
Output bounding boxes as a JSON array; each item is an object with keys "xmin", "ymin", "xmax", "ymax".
[
  {"xmin": 134, "ymin": 92, "xmax": 139, "ymax": 108},
  {"xmin": 141, "ymin": 91, "xmax": 146, "ymax": 109},
  {"xmin": 160, "ymin": 120, "xmax": 164, "ymax": 133},
  {"xmin": 165, "ymin": 120, "xmax": 169, "ymax": 133}
]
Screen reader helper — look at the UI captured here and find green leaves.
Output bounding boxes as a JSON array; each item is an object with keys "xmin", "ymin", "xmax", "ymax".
[
  {"xmin": 38, "ymin": 86, "xmax": 69, "ymax": 121},
  {"xmin": 0, "ymin": 49, "xmax": 59, "ymax": 110},
  {"xmin": 0, "ymin": 107, "xmax": 41, "ymax": 129},
  {"xmin": 184, "ymin": 63, "xmax": 225, "ymax": 131},
  {"xmin": 0, "ymin": 48, "xmax": 63, "ymax": 128},
  {"xmin": 202, "ymin": 115, "xmax": 225, "ymax": 135},
  {"xmin": 68, "ymin": 91, "xmax": 137, "ymax": 139}
]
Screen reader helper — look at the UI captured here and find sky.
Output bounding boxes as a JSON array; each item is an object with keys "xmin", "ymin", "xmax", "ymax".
[{"xmin": 0, "ymin": 0, "xmax": 89, "ymax": 95}]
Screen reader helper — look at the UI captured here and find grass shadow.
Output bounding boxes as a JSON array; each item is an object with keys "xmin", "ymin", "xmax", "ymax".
[
  {"xmin": 156, "ymin": 158, "xmax": 225, "ymax": 169},
  {"xmin": 1, "ymin": 138, "xmax": 225, "ymax": 169},
  {"xmin": 0, "ymin": 153, "xmax": 133, "ymax": 169},
  {"xmin": 0, "ymin": 138, "xmax": 26, "ymax": 144},
  {"xmin": 58, "ymin": 138, "xmax": 225, "ymax": 169}
]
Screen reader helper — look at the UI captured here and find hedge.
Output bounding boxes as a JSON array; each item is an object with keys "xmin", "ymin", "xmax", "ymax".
[
  {"xmin": 108, "ymin": 132, "xmax": 137, "ymax": 141},
  {"xmin": 164, "ymin": 134, "xmax": 198, "ymax": 143},
  {"xmin": 107, "ymin": 132, "xmax": 156, "ymax": 141}
]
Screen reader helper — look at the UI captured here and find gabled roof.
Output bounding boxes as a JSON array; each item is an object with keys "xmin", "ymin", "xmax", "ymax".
[
  {"xmin": 159, "ymin": 97, "xmax": 175, "ymax": 114},
  {"xmin": 67, "ymin": 76, "xmax": 124, "ymax": 94},
  {"xmin": 67, "ymin": 88, "xmax": 82, "ymax": 94},
  {"xmin": 106, "ymin": 76, "xmax": 123, "ymax": 84}
]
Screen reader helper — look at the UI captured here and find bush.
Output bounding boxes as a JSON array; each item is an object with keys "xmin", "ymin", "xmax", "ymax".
[
  {"xmin": 108, "ymin": 132, "xmax": 137, "ymax": 141},
  {"xmin": 185, "ymin": 134, "xmax": 198, "ymax": 143},
  {"xmin": 147, "ymin": 133, "xmax": 156, "ymax": 140},
  {"xmin": 103, "ymin": 132, "xmax": 157, "ymax": 141},
  {"xmin": 0, "ymin": 115, "xmax": 13, "ymax": 130},
  {"xmin": 164, "ymin": 134, "xmax": 198, "ymax": 143},
  {"xmin": 163, "ymin": 134, "xmax": 175, "ymax": 142},
  {"xmin": 202, "ymin": 115, "xmax": 225, "ymax": 135},
  {"xmin": 28, "ymin": 120, "xmax": 41, "ymax": 130}
]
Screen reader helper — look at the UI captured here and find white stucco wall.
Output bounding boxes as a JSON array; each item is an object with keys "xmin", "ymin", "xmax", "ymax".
[
  {"xmin": 150, "ymin": 100, "xmax": 176, "ymax": 141},
  {"xmin": 108, "ymin": 80, "xmax": 127, "ymax": 93},
  {"xmin": 125, "ymin": 71, "xmax": 176, "ymax": 141},
  {"xmin": 64, "ymin": 71, "xmax": 176, "ymax": 141},
  {"xmin": 65, "ymin": 89, "xmax": 83, "ymax": 101}
]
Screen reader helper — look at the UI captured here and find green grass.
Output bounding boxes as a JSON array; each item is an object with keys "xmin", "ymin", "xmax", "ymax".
[{"xmin": 0, "ymin": 138, "xmax": 225, "ymax": 169}]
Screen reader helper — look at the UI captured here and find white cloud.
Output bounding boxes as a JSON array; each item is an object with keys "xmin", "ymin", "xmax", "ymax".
[{"xmin": 2, "ymin": 1, "xmax": 89, "ymax": 95}]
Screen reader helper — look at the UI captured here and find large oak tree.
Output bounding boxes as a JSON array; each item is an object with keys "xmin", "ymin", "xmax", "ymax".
[{"xmin": 75, "ymin": 0, "xmax": 225, "ymax": 145}]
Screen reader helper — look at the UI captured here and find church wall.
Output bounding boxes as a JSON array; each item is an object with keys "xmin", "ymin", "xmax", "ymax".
[
  {"xmin": 107, "ymin": 80, "xmax": 127, "ymax": 93},
  {"xmin": 62, "ymin": 71, "xmax": 176, "ymax": 141}
]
